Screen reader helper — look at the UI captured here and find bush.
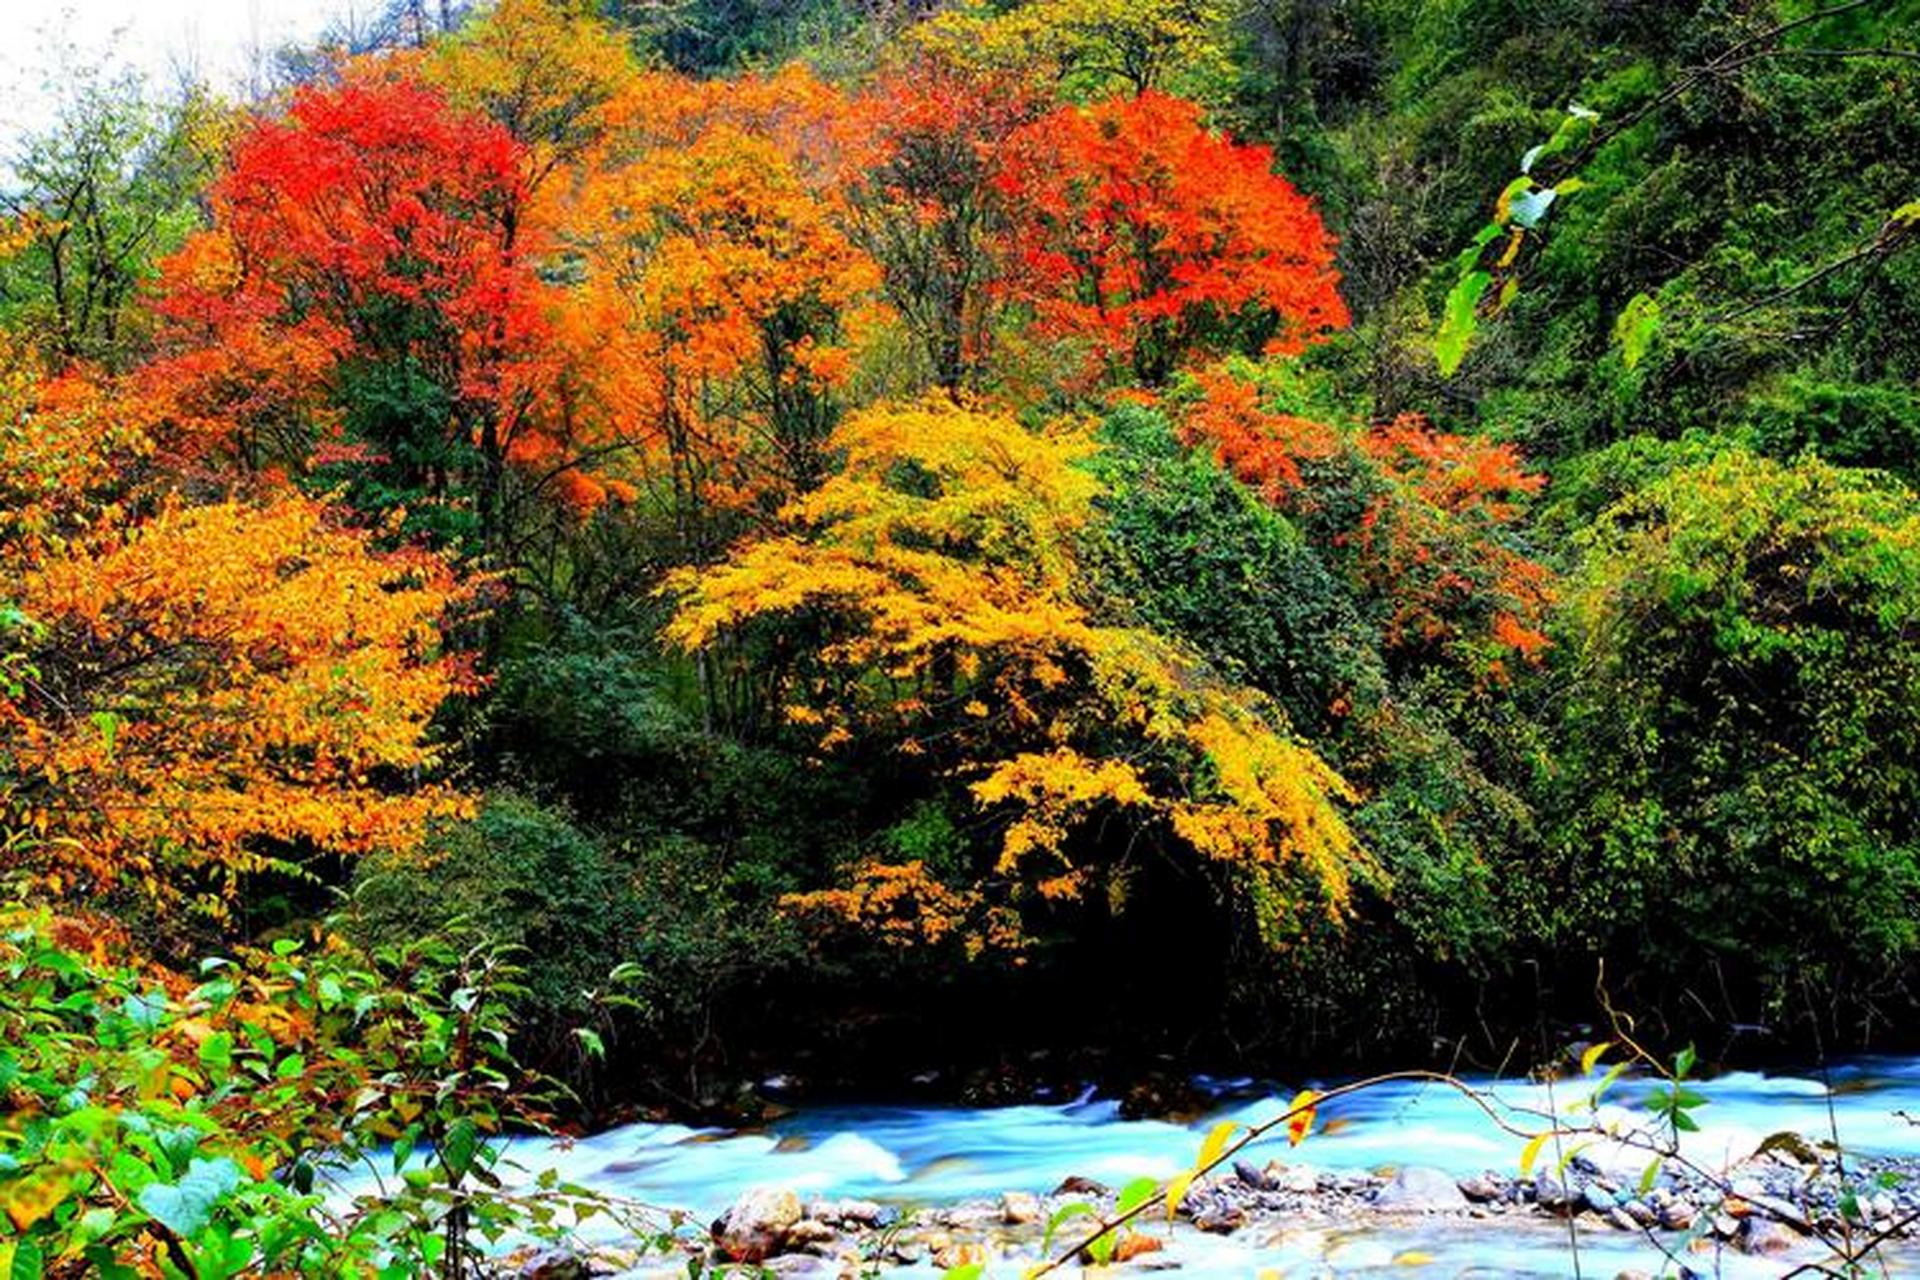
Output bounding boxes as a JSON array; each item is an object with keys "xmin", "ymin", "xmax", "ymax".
[{"xmin": 1547, "ymin": 450, "xmax": 1920, "ymax": 987}]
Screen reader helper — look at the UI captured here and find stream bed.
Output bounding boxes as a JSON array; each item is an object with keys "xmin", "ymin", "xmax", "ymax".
[{"xmin": 490, "ymin": 1058, "xmax": 1920, "ymax": 1276}]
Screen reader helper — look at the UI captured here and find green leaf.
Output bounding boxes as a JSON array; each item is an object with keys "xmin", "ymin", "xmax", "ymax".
[
  {"xmin": 1638, "ymin": 1158, "xmax": 1662, "ymax": 1196},
  {"xmin": 442, "ymin": 1118, "xmax": 479, "ymax": 1181},
  {"xmin": 942, "ymin": 1265, "xmax": 985, "ymax": 1280},
  {"xmin": 198, "ymin": 1032, "xmax": 233, "ymax": 1073},
  {"xmin": 1437, "ymin": 271, "xmax": 1493, "ymax": 376},
  {"xmin": 136, "ymin": 1157, "xmax": 243, "ymax": 1239},
  {"xmin": 6, "ymin": 1240, "xmax": 45, "ymax": 1280},
  {"xmin": 573, "ymin": 1028, "xmax": 606, "ymax": 1060},
  {"xmin": 1508, "ymin": 187, "xmax": 1557, "ymax": 230},
  {"xmin": 1041, "ymin": 1201, "xmax": 1094, "ymax": 1253},
  {"xmin": 1116, "ymin": 1176, "xmax": 1158, "ymax": 1216},
  {"xmin": 1615, "ymin": 292, "xmax": 1660, "ymax": 370},
  {"xmin": 89, "ymin": 711, "xmax": 121, "ymax": 761},
  {"xmin": 1673, "ymin": 1045, "xmax": 1697, "ymax": 1079}
]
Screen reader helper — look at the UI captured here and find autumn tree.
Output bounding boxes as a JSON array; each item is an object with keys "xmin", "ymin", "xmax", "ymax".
[
  {"xmin": 1177, "ymin": 365, "xmax": 1551, "ymax": 673},
  {"xmin": 568, "ymin": 89, "xmax": 882, "ymax": 563},
  {"xmin": 996, "ymin": 91, "xmax": 1348, "ymax": 386},
  {"xmin": 666, "ymin": 397, "xmax": 1367, "ymax": 950},
  {"xmin": 155, "ymin": 72, "xmax": 556, "ymax": 553},
  {"xmin": 0, "ymin": 363, "xmax": 470, "ymax": 917},
  {"xmin": 840, "ymin": 58, "xmax": 1039, "ymax": 393}
]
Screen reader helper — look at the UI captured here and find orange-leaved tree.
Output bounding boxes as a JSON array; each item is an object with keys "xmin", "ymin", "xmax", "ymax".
[
  {"xmin": 566, "ymin": 91, "xmax": 883, "ymax": 563},
  {"xmin": 0, "ymin": 358, "xmax": 472, "ymax": 918},
  {"xmin": 151, "ymin": 69, "xmax": 565, "ymax": 553},
  {"xmin": 1177, "ymin": 366, "xmax": 1552, "ymax": 674},
  {"xmin": 664, "ymin": 396, "xmax": 1367, "ymax": 952},
  {"xmin": 996, "ymin": 91, "xmax": 1348, "ymax": 387},
  {"xmin": 839, "ymin": 57, "xmax": 1041, "ymax": 393}
]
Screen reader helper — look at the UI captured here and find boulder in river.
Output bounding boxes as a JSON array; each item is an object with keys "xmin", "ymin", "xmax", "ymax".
[
  {"xmin": 714, "ymin": 1186, "xmax": 803, "ymax": 1263},
  {"xmin": 1374, "ymin": 1165, "xmax": 1469, "ymax": 1212}
]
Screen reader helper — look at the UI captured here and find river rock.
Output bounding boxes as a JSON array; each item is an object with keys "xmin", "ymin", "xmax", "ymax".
[
  {"xmin": 1743, "ymin": 1191, "xmax": 1811, "ymax": 1231},
  {"xmin": 1193, "ymin": 1202, "xmax": 1247, "ymax": 1234},
  {"xmin": 1000, "ymin": 1190, "xmax": 1042, "ymax": 1225},
  {"xmin": 715, "ymin": 1186, "xmax": 803, "ymax": 1263},
  {"xmin": 1052, "ymin": 1175, "xmax": 1108, "ymax": 1196},
  {"xmin": 516, "ymin": 1249, "xmax": 592, "ymax": 1280},
  {"xmin": 1274, "ymin": 1163, "xmax": 1319, "ymax": 1194},
  {"xmin": 1659, "ymin": 1198, "xmax": 1696, "ymax": 1231},
  {"xmin": 1582, "ymin": 1183, "xmax": 1620, "ymax": 1215},
  {"xmin": 783, "ymin": 1218, "xmax": 837, "ymax": 1251},
  {"xmin": 1457, "ymin": 1173, "xmax": 1504, "ymax": 1203},
  {"xmin": 807, "ymin": 1197, "xmax": 891, "ymax": 1227},
  {"xmin": 1534, "ymin": 1167, "xmax": 1575, "ymax": 1212},
  {"xmin": 1738, "ymin": 1217, "xmax": 1800, "ymax": 1256},
  {"xmin": 1375, "ymin": 1165, "xmax": 1469, "ymax": 1212},
  {"xmin": 1622, "ymin": 1198, "xmax": 1657, "ymax": 1227},
  {"xmin": 1234, "ymin": 1159, "xmax": 1276, "ymax": 1190}
]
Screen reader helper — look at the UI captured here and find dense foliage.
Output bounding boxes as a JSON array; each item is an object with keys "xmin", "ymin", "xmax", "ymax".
[{"xmin": 4, "ymin": 0, "xmax": 1919, "ymax": 1265}]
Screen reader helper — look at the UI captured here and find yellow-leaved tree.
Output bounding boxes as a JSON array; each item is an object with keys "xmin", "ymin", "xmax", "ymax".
[
  {"xmin": 0, "ymin": 358, "xmax": 472, "ymax": 917},
  {"xmin": 665, "ymin": 397, "xmax": 1369, "ymax": 952}
]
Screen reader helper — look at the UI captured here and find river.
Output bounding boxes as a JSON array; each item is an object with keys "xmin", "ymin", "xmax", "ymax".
[{"xmin": 489, "ymin": 1058, "xmax": 1920, "ymax": 1276}]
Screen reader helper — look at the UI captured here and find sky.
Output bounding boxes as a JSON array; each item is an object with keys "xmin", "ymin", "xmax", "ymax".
[{"xmin": 2, "ymin": 0, "xmax": 362, "ymax": 149}]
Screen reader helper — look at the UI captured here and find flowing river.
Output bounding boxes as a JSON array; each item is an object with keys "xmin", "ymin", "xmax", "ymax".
[{"xmin": 486, "ymin": 1058, "xmax": 1920, "ymax": 1276}]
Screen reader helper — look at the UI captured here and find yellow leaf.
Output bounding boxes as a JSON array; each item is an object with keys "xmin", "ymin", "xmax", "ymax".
[
  {"xmin": 1165, "ymin": 1171, "xmax": 1194, "ymax": 1221},
  {"xmin": 4, "ymin": 1171, "xmax": 70, "ymax": 1231},
  {"xmin": 1519, "ymin": 1131, "xmax": 1550, "ymax": 1176},
  {"xmin": 1579, "ymin": 1041, "xmax": 1612, "ymax": 1075},
  {"xmin": 1197, "ymin": 1119, "xmax": 1240, "ymax": 1169},
  {"xmin": 1394, "ymin": 1251, "xmax": 1437, "ymax": 1265},
  {"xmin": 1286, "ymin": 1089, "xmax": 1320, "ymax": 1147}
]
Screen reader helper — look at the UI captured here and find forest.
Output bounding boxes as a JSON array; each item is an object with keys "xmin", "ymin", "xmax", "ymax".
[{"xmin": 2, "ymin": 0, "xmax": 1919, "ymax": 1273}]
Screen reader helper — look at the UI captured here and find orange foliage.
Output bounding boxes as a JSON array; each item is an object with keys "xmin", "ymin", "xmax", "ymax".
[
  {"xmin": 0, "ymin": 363, "xmax": 472, "ymax": 914},
  {"xmin": 1178, "ymin": 370, "xmax": 1553, "ymax": 667},
  {"xmin": 1179, "ymin": 365, "xmax": 1340, "ymax": 498},
  {"xmin": 566, "ymin": 88, "xmax": 884, "ymax": 541},
  {"xmin": 996, "ymin": 92, "xmax": 1348, "ymax": 385}
]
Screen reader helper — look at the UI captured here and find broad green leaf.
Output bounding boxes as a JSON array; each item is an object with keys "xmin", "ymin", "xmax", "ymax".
[
  {"xmin": 1615, "ymin": 293, "xmax": 1660, "ymax": 370},
  {"xmin": 1494, "ymin": 177, "xmax": 1534, "ymax": 224},
  {"xmin": 5, "ymin": 1240, "xmax": 45, "ymax": 1280},
  {"xmin": 1638, "ymin": 1158, "xmax": 1662, "ymax": 1196},
  {"xmin": 1116, "ymin": 1176, "xmax": 1158, "ymax": 1217},
  {"xmin": 1673, "ymin": 1046, "xmax": 1697, "ymax": 1079},
  {"xmin": 1508, "ymin": 187, "xmax": 1556, "ymax": 230},
  {"xmin": 442, "ymin": 1117, "xmax": 479, "ymax": 1180},
  {"xmin": 943, "ymin": 1264, "xmax": 985, "ymax": 1280},
  {"xmin": 1436, "ymin": 271, "xmax": 1493, "ymax": 376},
  {"xmin": 1041, "ymin": 1201, "xmax": 1094, "ymax": 1253},
  {"xmin": 137, "ymin": 1156, "xmax": 243, "ymax": 1239}
]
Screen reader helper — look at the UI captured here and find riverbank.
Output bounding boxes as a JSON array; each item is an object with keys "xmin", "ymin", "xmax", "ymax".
[{"xmin": 513, "ymin": 1142, "xmax": 1920, "ymax": 1277}]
